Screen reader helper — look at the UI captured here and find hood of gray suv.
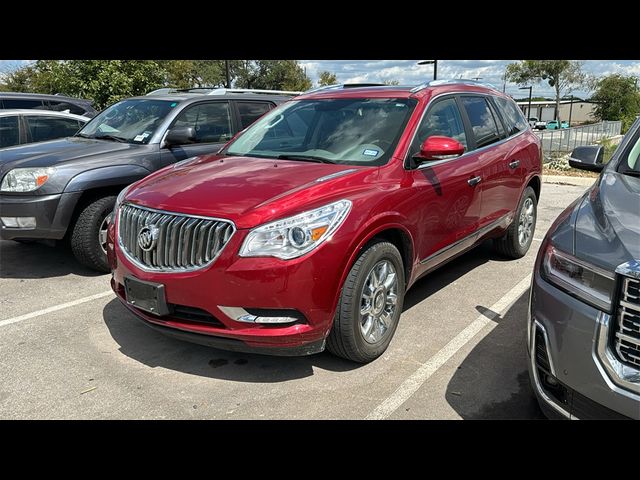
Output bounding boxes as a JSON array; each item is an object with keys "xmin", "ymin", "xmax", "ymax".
[
  {"xmin": 572, "ymin": 171, "xmax": 640, "ymax": 271},
  {"xmin": 0, "ymin": 137, "xmax": 148, "ymax": 177}
]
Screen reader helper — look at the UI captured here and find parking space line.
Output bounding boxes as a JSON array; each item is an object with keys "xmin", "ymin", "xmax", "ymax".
[
  {"xmin": 0, "ymin": 291, "xmax": 114, "ymax": 328},
  {"xmin": 365, "ymin": 274, "xmax": 532, "ymax": 420}
]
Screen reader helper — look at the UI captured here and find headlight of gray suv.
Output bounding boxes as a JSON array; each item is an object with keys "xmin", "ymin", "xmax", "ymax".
[
  {"xmin": 541, "ymin": 244, "xmax": 616, "ymax": 312},
  {"xmin": 1, "ymin": 167, "xmax": 56, "ymax": 192}
]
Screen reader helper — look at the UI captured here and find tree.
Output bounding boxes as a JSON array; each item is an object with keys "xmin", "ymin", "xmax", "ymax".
[
  {"xmin": 318, "ymin": 71, "xmax": 338, "ymax": 86},
  {"xmin": 383, "ymin": 79, "xmax": 400, "ymax": 85},
  {"xmin": 506, "ymin": 60, "xmax": 586, "ymax": 122},
  {"xmin": 3, "ymin": 60, "xmax": 167, "ymax": 109},
  {"xmin": 590, "ymin": 74, "xmax": 640, "ymax": 132},
  {"xmin": 234, "ymin": 60, "xmax": 312, "ymax": 91}
]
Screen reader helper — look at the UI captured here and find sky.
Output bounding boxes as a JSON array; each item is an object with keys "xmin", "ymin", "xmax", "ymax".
[
  {"xmin": 2, "ymin": 60, "xmax": 640, "ymax": 99},
  {"xmin": 300, "ymin": 60, "xmax": 640, "ymax": 99}
]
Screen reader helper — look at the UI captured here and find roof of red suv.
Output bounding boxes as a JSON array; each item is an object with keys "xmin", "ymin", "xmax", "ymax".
[{"xmin": 298, "ymin": 81, "xmax": 506, "ymax": 101}]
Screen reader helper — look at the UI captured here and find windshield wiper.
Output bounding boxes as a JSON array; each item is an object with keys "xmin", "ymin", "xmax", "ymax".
[
  {"xmin": 92, "ymin": 134, "xmax": 128, "ymax": 143},
  {"xmin": 277, "ymin": 154, "xmax": 336, "ymax": 164},
  {"xmin": 75, "ymin": 133, "xmax": 92, "ymax": 139},
  {"xmin": 620, "ymin": 168, "xmax": 640, "ymax": 178}
]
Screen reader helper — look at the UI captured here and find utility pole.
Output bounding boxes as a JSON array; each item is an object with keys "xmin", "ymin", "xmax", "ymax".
[{"xmin": 568, "ymin": 95, "xmax": 574, "ymax": 127}]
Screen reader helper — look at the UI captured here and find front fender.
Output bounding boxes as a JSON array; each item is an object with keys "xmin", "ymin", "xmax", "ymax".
[
  {"xmin": 63, "ymin": 165, "xmax": 151, "ymax": 192},
  {"xmin": 330, "ymin": 212, "xmax": 416, "ymax": 312}
]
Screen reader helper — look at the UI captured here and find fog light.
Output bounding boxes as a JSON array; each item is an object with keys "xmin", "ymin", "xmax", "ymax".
[{"xmin": 1, "ymin": 217, "xmax": 36, "ymax": 229}]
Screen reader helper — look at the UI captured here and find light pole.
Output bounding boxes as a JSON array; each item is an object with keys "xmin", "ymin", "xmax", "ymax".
[
  {"xmin": 568, "ymin": 95, "xmax": 574, "ymax": 127},
  {"xmin": 225, "ymin": 60, "xmax": 231, "ymax": 88},
  {"xmin": 519, "ymin": 86, "xmax": 533, "ymax": 122},
  {"xmin": 418, "ymin": 60, "xmax": 437, "ymax": 81}
]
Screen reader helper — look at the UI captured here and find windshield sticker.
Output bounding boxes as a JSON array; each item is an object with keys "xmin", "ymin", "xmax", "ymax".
[
  {"xmin": 133, "ymin": 134, "xmax": 145, "ymax": 142},
  {"xmin": 170, "ymin": 102, "xmax": 177, "ymax": 107},
  {"xmin": 363, "ymin": 149, "xmax": 379, "ymax": 157}
]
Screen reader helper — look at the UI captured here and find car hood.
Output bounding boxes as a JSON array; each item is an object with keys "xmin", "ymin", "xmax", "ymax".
[
  {"xmin": 572, "ymin": 171, "xmax": 640, "ymax": 271},
  {"xmin": 125, "ymin": 155, "xmax": 372, "ymax": 229},
  {"xmin": 0, "ymin": 137, "xmax": 145, "ymax": 175}
]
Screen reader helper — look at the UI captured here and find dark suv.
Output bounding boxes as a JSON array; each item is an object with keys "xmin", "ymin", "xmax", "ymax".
[
  {"xmin": 528, "ymin": 117, "xmax": 640, "ymax": 419},
  {"xmin": 107, "ymin": 81, "xmax": 543, "ymax": 363},
  {"xmin": 0, "ymin": 92, "xmax": 98, "ymax": 118},
  {"xmin": 0, "ymin": 89, "xmax": 293, "ymax": 271}
]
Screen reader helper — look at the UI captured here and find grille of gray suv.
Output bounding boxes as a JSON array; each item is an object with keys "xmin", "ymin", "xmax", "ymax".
[
  {"xmin": 118, "ymin": 204, "xmax": 234, "ymax": 271},
  {"xmin": 615, "ymin": 277, "xmax": 640, "ymax": 368}
]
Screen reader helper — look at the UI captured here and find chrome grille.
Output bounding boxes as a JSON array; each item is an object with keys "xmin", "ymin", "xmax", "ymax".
[
  {"xmin": 118, "ymin": 203, "xmax": 235, "ymax": 271},
  {"xmin": 615, "ymin": 277, "xmax": 640, "ymax": 368}
]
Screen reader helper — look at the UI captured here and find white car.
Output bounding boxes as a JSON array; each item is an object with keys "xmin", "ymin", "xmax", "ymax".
[{"xmin": 0, "ymin": 109, "xmax": 90, "ymax": 149}]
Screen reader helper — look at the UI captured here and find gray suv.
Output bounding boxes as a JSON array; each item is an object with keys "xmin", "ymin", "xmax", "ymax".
[
  {"xmin": 528, "ymin": 117, "xmax": 640, "ymax": 419},
  {"xmin": 0, "ymin": 89, "xmax": 294, "ymax": 271}
]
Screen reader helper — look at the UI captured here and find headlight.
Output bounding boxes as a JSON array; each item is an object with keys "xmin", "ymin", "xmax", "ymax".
[
  {"xmin": 541, "ymin": 245, "xmax": 615, "ymax": 312},
  {"xmin": 1, "ymin": 167, "xmax": 55, "ymax": 192},
  {"xmin": 239, "ymin": 199, "xmax": 352, "ymax": 259}
]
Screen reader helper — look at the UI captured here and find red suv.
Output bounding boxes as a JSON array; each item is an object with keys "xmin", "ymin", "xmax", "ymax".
[{"xmin": 107, "ymin": 81, "xmax": 542, "ymax": 363}]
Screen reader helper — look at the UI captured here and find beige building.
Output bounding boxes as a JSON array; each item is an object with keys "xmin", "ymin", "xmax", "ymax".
[{"xmin": 516, "ymin": 99, "xmax": 596, "ymax": 125}]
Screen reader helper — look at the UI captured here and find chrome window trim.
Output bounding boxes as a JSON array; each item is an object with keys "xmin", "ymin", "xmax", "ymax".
[
  {"xmin": 529, "ymin": 319, "xmax": 575, "ymax": 419},
  {"xmin": 593, "ymin": 311, "xmax": 640, "ymax": 398},
  {"xmin": 404, "ymin": 91, "xmax": 528, "ymax": 171},
  {"xmin": 116, "ymin": 202, "xmax": 237, "ymax": 273}
]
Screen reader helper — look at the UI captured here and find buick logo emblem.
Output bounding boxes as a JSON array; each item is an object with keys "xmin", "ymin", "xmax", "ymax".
[{"xmin": 138, "ymin": 225, "xmax": 159, "ymax": 251}]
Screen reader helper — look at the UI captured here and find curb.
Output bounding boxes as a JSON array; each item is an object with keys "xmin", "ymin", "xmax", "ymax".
[{"xmin": 542, "ymin": 174, "xmax": 596, "ymax": 187}]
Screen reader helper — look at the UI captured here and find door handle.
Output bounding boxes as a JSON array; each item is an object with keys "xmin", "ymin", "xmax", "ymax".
[
  {"xmin": 509, "ymin": 160, "xmax": 520, "ymax": 169},
  {"xmin": 467, "ymin": 176, "xmax": 482, "ymax": 187}
]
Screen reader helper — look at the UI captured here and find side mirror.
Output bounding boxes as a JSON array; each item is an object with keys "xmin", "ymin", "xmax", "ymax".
[
  {"xmin": 568, "ymin": 145, "xmax": 604, "ymax": 172},
  {"xmin": 414, "ymin": 136, "xmax": 465, "ymax": 163},
  {"xmin": 164, "ymin": 127, "xmax": 196, "ymax": 147}
]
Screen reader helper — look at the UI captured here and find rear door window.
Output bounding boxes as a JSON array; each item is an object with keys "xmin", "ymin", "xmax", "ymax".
[
  {"xmin": 494, "ymin": 96, "xmax": 528, "ymax": 136},
  {"xmin": 0, "ymin": 115, "xmax": 20, "ymax": 148},
  {"xmin": 3, "ymin": 98, "xmax": 45, "ymax": 109},
  {"xmin": 460, "ymin": 96, "xmax": 503, "ymax": 149},
  {"xmin": 25, "ymin": 115, "xmax": 83, "ymax": 142},
  {"xmin": 236, "ymin": 101, "xmax": 273, "ymax": 129}
]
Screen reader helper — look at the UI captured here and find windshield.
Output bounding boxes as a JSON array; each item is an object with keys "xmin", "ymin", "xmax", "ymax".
[
  {"xmin": 225, "ymin": 98, "xmax": 417, "ymax": 166},
  {"xmin": 77, "ymin": 99, "xmax": 177, "ymax": 144}
]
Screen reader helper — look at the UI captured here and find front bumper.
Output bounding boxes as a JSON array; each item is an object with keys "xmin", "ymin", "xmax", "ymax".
[
  {"xmin": 0, "ymin": 192, "xmax": 81, "ymax": 240},
  {"xmin": 528, "ymin": 271, "xmax": 639, "ymax": 419},
  {"xmin": 108, "ymin": 218, "xmax": 350, "ymax": 356}
]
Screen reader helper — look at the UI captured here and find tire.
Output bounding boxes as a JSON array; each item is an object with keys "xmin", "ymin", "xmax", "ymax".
[
  {"xmin": 70, "ymin": 196, "xmax": 115, "ymax": 272},
  {"xmin": 327, "ymin": 240, "xmax": 405, "ymax": 363},
  {"xmin": 494, "ymin": 186, "xmax": 537, "ymax": 259}
]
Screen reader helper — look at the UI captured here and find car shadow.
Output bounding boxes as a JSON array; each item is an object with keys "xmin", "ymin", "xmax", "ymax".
[
  {"xmin": 404, "ymin": 239, "xmax": 499, "ymax": 310},
  {"xmin": 102, "ymin": 239, "xmax": 506, "ymax": 383},
  {"xmin": 0, "ymin": 240, "xmax": 103, "ymax": 279},
  {"xmin": 444, "ymin": 290, "xmax": 546, "ymax": 419},
  {"xmin": 102, "ymin": 299, "xmax": 360, "ymax": 382}
]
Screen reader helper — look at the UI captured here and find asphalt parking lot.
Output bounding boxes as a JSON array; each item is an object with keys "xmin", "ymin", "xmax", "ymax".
[{"xmin": 0, "ymin": 179, "xmax": 592, "ymax": 419}]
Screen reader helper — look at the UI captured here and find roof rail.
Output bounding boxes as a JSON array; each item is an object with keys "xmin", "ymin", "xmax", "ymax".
[
  {"xmin": 411, "ymin": 79, "xmax": 500, "ymax": 93},
  {"xmin": 304, "ymin": 83, "xmax": 389, "ymax": 94},
  {"xmin": 206, "ymin": 88, "xmax": 302, "ymax": 96}
]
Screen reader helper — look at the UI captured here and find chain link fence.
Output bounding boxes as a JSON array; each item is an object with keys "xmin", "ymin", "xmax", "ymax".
[{"xmin": 535, "ymin": 121, "xmax": 622, "ymax": 161}]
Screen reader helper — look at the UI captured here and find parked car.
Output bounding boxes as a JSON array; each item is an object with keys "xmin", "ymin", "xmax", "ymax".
[
  {"xmin": 0, "ymin": 89, "xmax": 294, "ymax": 271},
  {"xmin": 528, "ymin": 117, "xmax": 539, "ymax": 129},
  {"xmin": 0, "ymin": 109, "xmax": 89, "ymax": 149},
  {"xmin": 528, "ymin": 117, "xmax": 640, "ymax": 419},
  {"xmin": 533, "ymin": 118, "xmax": 547, "ymax": 130},
  {"xmin": 0, "ymin": 92, "xmax": 98, "ymax": 118},
  {"xmin": 107, "ymin": 81, "xmax": 543, "ymax": 363},
  {"xmin": 546, "ymin": 120, "xmax": 569, "ymax": 130}
]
